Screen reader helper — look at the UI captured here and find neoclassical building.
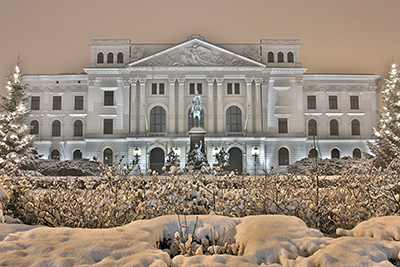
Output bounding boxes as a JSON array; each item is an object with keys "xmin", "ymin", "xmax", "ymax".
[{"xmin": 23, "ymin": 34, "xmax": 381, "ymax": 174}]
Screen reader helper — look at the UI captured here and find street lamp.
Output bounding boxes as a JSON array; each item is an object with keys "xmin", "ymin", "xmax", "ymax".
[
  {"xmin": 252, "ymin": 146, "xmax": 259, "ymax": 176},
  {"xmin": 134, "ymin": 147, "xmax": 141, "ymax": 163}
]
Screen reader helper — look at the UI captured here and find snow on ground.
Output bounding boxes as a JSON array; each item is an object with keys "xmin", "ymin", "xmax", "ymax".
[{"xmin": 1, "ymin": 215, "xmax": 400, "ymax": 266}]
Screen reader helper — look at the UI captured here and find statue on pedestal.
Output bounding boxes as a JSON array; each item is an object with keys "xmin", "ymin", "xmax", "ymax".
[
  {"xmin": 216, "ymin": 147, "xmax": 230, "ymax": 166},
  {"xmin": 165, "ymin": 147, "xmax": 179, "ymax": 169},
  {"xmin": 190, "ymin": 89, "xmax": 203, "ymax": 128},
  {"xmin": 187, "ymin": 141, "xmax": 208, "ymax": 172}
]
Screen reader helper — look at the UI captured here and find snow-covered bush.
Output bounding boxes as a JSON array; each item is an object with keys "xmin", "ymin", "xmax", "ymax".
[{"xmin": 1, "ymin": 157, "xmax": 398, "ymax": 235}]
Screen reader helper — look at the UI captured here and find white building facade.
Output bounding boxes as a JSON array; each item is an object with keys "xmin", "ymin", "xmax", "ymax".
[{"xmin": 23, "ymin": 35, "xmax": 381, "ymax": 174}]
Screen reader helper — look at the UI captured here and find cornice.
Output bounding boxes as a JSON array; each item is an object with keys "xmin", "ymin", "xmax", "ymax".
[
  {"xmin": 303, "ymin": 74, "xmax": 382, "ymax": 81},
  {"xmin": 83, "ymin": 68, "xmax": 130, "ymax": 75},
  {"xmin": 22, "ymin": 75, "xmax": 88, "ymax": 81},
  {"xmin": 269, "ymin": 68, "xmax": 308, "ymax": 75},
  {"xmin": 129, "ymin": 66, "xmax": 266, "ymax": 72}
]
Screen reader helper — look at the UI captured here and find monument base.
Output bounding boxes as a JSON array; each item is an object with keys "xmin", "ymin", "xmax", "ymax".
[{"xmin": 186, "ymin": 127, "xmax": 209, "ymax": 172}]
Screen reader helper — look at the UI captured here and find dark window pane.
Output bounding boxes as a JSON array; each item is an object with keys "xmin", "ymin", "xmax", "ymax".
[
  {"xmin": 104, "ymin": 91, "xmax": 114, "ymax": 106},
  {"xmin": 353, "ymin": 148, "xmax": 362, "ymax": 159},
  {"xmin": 53, "ymin": 96, "xmax": 62, "ymax": 110},
  {"xmin": 107, "ymin": 52, "xmax": 114, "ymax": 63},
  {"xmin": 331, "ymin": 149, "xmax": 340, "ymax": 159},
  {"xmin": 31, "ymin": 96, "xmax": 40, "ymax": 110},
  {"xmin": 74, "ymin": 120, "xmax": 83, "ymax": 137},
  {"xmin": 159, "ymin": 83, "xmax": 165, "ymax": 94},
  {"xmin": 278, "ymin": 118, "xmax": 288, "ymax": 133},
  {"xmin": 288, "ymin": 52, "xmax": 294, "ymax": 63},
  {"xmin": 307, "ymin": 96, "xmax": 316, "ymax": 109},
  {"xmin": 30, "ymin": 120, "xmax": 39, "ymax": 135},
  {"xmin": 103, "ymin": 148, "xmax": 113, "ymax": 166},
  {"xmin": 329, "ymin": 96, "xmax": 338, "ymax": 109},
  {"xmin": 52, "ymin": 120, "xmax": 61, "ymax": 137},
  {"xmin": 351, "ymin": 120, "xmax": 360, "ymax": 135},
  {"xmin": 234, "ymin": 83, "xmax": 240, "ymax": 94},
  {"xmin": 190, "ymin": 83, "xmax": 195, "ymax": 94},
  {"xmin": 74, "ymin": 96, "xmax": 84, "ymax": 110},
  {"xmin": 150, "ymin": 106, "xmax": 166, "ymax": 133},
  {"xmin": 308, "ymin": 119, "xmax": 317, "ymax": 136},
  {"xmin": 104, "ymin": 119, "xmax": 113, "ymax": 134},
  {"xmin": 97, "ymin": 53, "xmax": 104, "ymax": 63},
  {"xmin": 197, "ymin": 83, "xmax": 202, "ymax": 94},
  {"xmin": 279, "ymin": 148, "xmax": 289, "ymax": 165},
  {"xmin": 117, "ymin": 52, "xmax": 123, "ymax": 63},
  {"xmin": 350, "ymin": 96, "xmax": 359, "ymax": 109},
  {"xmin": 227, "ymin": 83, "xmax": 233, "ymax": 94},
  {"xmin": 73, "ymin": 150, "xmax": 82, "ymax": 160},
  {"xmin": 268, "ymin": 52, "xmax": 274, "ymax": 63},
  {"xmin": 51, "ymin": 150, "xmax": 60, "ymax": 160},
  {"xmin": 330, "ymin": 120, "xmax": 339, "ymax": 135},
  {"xmin": 226, "ymin": 106, "xmax": 242, "ymax": 132},
  {"xmin": 278, "ymin": 52, "xmax": 284, "ymax": 63},
  {"xmin": 152, "ymin": 83, "xmax": 157, "ymax": 95}
]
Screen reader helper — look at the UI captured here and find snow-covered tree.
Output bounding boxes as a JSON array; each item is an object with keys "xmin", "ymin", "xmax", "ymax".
[
  {"xmin": 0, "ymin": 63, "xmax": 35, "ymax": 167},
  {"xmin": 369, "ymin": 63, "xmax": 400, "ymax": 169}
]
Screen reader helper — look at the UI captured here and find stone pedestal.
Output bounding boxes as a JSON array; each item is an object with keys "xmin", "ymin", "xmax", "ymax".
[{"xmin": 188, "ymin": 127, "xmax": 206, "ymax": 155}]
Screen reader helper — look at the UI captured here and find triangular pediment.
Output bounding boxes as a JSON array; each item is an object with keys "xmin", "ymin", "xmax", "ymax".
[{"xmin": 129, "ymin": 39, "xmax": 265, "ymax": 67}]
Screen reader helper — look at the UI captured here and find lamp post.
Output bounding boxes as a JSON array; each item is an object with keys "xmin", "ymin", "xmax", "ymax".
[
  {"xmin": 133, "ymin": 147, "xmax": 141, "ymax": 164},
  {"xmin": 252, "ymin": 146, "xmax": 259, "ymax": 176}
]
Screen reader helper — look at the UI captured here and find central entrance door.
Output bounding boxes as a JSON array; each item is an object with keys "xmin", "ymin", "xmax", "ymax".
[
  {"xmin": 150, "ymin": 148, "xmax": 165, "ymax": 174},
  {"xmin": 228, "ymin": 147, "xmax": 243, "ymax": 174}
]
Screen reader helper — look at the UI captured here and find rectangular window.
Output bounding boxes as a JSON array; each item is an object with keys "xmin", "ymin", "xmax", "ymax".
[
  {"xmin": 329, "ymin": 96, "xmax": 338, "ymax": 109},
  {"xmin": 152, "ymin": 83, "xmax": 157, "ymax": 95},
  {"xmin": 53, "ymin": 96, "xmax": 62, "ymax": 110},
  {"xmin": 31, "ymin": 96, "xmax": 40, "ymax": 110},
  {"xmin": 189, "ymin": 83, "xmax": 195, "ymax": 94},
  {"xmin": 74, "ymin": 96, "xmax": 84, "ymax": 110},
  {"xmin": 159, "ymin": 83, "xmax": 165, "ymax": 95},
  {"xmin": 350, "ymin": 96, "xmax": 359, "ymax": 109},
  {"xmin": 278, "ymin": 118, "xmax": 288, "ymax": 133},
  {"xmin": 234, "ymin": 83, "xmax": 240, "ymax": 94},
  {"xmin": 103, "ymin": 119, "xmax": 113, "ymax": 134},
  {"xmin": 307, "ymin": 96, "xmax": 316, "ymax": 109},
  {"xmin": 197, "ymin": 83, "xmax": 202, "ymax": 94},
  {"xmin": 227, "ymin": 83, "xmax": 233, "ymax": 94},
  {"xmin": 104, "ymin": 91, "xmax": 114, "ymax": 106}
]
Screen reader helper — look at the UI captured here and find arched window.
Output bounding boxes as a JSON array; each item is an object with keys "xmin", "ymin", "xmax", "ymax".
[
  {"xmin": 308, "ymin": 119, "xmax": 317, "ymax": 136},
  {"xmin": 330, "ymin": 119, "xmax": 339, "ymax": 136},
  {"xmin": 353, "ymin": 148, "xmax": 362, "ymax": 159},
  {"xmin": 188, "ymin": 109, "xmax": 204, "ymax": 129},
  {"xmin": 331, "ymin": 148, "xmax": 340, "ymax": 159},
  {"xmin": 103, "ymin": 148, "xmax": 113, "ymax": 166},
  {"xmin": 50, "ymin": 149, "xmax": 60, "ymax": 160},
  {"xmin": 117, "ymin": 52, "xmax": 124, "ymax": 63},
  {"xmin": 278, "ymin": 52, "xmax": 284, "ymax": 63},
  {"xmin": 30, "ymin": 120, "xmax": 39, "ymax": 135},
  {"xmin": 150, "ymin": 106, "xmax": 166, "ymax": 133},
  {"xmin": 97, "ymin": 52, "xmax": 104, "ymax": 63},
  {"xmin": 73, "ymin": 150, "xmax": 82, "ymax": 160},
  {"xmin": 278, "ymin": 147, "xmax": 289, "ymax": 165},
  {"xmin": 309, "ymin": 148, "xmax": 318, "ymax": 158},
  {"xmin": 287, "ymin": 52, "xmax": 294, "ymax": 63},
  {"xmin": 107, "ymin": 52, "xmax": 114, "ymax": 63},
  {"xmin": 74, "ymin": 120, "xmax": 83, "ymax": 137},
  {"xmin": 52, "ymin": 120, "xmax": 61, "ymax": 137},
  {"xmin": 267, "ymin": 52, "xmax": 274, "ymax": 63},
  {"xmin": 351, "ymin": 119, "xmax": 360, "ymax": 135},
  {"xmin": 226, "ymin": 106, "xmax": 242, "ymax": 132}
]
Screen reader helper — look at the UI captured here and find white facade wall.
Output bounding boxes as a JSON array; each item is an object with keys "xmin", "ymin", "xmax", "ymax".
[{"xmin": 22, "ymin": 35, "xmax": 381, "ymax": 174}]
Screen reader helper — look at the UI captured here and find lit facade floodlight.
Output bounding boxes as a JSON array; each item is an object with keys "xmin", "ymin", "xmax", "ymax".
[
  {"xmin": 213, "ymin": 146, "xmax": 220, "ymax": 157},
  {"xmin": 252, "ymin": 146, "xmax": 259, "ymax": 159},
  {"xmin": 134, "ymin": 147, "xmax": 141, "ymax": 162},
  {"xmin": 173, "ymin": 147, "xmax": 180, "ymax": 156}
]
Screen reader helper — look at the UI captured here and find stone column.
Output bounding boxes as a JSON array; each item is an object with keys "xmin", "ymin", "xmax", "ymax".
[
  {"xmin": 207, "ymin": 77, "xmax": 215, "ymax": 133},
  {"xmin": 245, "ymin": 77, "xmax": 254, "ymax": 134},
  {"xmin": 261, "ymin": 80, "xmax": 269, "ymax": 133},
  {"xmin": 216, "ymin": 77, "xmax": 224, "ymax": 133},
  {"xmin": 177, "ymin": 77, "xmax": 185, "ymax": 134},
  {"xmin": 138, "ymin": 77, "xmax": 147, "ymax": 135},
  {"xmin": 168, "ymin": 77, "xmax": 176, "ymax": 135},
  {"xmin": 254, "ymin": 78, "xmax": 262, "ymax": 133},
  {"xmin": 267, "ymin": 80, "xmax": 276, "ymax": 132},
  {"xmin": 130, "ymin": 78, "xmax": 138, "ymax": 134}
]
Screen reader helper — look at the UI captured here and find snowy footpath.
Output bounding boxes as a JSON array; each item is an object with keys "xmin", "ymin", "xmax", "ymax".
[{"xmin": 1, "ymin": 215, "xmax": 400, "ymax": 266}]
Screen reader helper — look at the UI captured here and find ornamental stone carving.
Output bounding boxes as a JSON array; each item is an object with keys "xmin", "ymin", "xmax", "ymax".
[{"xmin": 135, "ymin": 40, "xmax": 258, "ymax": 67}]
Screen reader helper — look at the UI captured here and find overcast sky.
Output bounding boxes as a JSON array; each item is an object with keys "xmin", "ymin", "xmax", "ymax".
[{"xmin": 1, "ymin": 0, "xmax": 399, "ymax": 96}]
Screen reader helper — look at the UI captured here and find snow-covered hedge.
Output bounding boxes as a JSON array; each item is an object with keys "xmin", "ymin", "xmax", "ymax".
[{"xmin": 1, "ymin": 159, "xmax": 399, "ymax": 235}]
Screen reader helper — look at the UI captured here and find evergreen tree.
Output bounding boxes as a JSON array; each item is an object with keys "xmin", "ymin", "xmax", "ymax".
[
  {"xmin": 369, "ymin": 63, "xmax": 400, "ymax": 169},
  {"xmin": 0, "ymin": 63, "xmax": 35, "ymax": 166}
]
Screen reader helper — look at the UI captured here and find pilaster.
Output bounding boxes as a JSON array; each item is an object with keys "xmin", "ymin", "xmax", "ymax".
[
  {"xmin": 130, "ymin": 78, "xmax": 138, "ymax": 134},
  {"xmin": 138, "ymin": 77, "xmax": 147, "ymax": 134},
  {"xmin": 216, "ymin": 77, "xmax": 224, "ymax": 133},
  {"xmin": 254, "ymin": 78, "xmax": 262, "ymax": 133},
  {"xmin": 245, "ymin": 77, "xmax": 254, "ymax": 134},
  {"xmin": 207, "ymin": 77, "xmax": 215, "ymax": 133},
  {"xmin": 177, "ymin": 77, "xmax": 185, "ymax": 134},
  {"xmin": 169, "ymin": 77, "xmax": 177, "ymax": 135},
  {"xmin": 261, "ymin": 80, "xmax": 269, "ymax": 133}
]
